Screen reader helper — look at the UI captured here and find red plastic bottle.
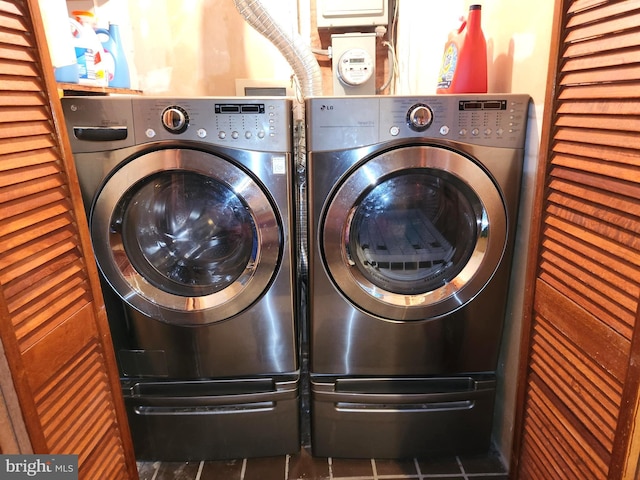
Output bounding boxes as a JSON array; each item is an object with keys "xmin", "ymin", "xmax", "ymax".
[{"xmin": 436, "ymin": 5, "xmax": 487, "ymax": 94}]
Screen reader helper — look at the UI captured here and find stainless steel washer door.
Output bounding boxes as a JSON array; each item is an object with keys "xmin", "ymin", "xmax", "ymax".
[
  {"xmin": 321, "ymin": 145, "xmax": 506, "ymax": 321},
  {"xmin": 91, "ymin": 148, "xmax": 281, "ymax": 326}
]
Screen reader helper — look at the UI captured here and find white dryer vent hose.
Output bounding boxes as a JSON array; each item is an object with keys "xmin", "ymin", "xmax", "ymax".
[{"xmin": 234, "ymin": 0, "xmax": 323, "ymax": 97}]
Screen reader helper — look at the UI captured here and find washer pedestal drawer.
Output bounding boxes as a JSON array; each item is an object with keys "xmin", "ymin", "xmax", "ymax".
[{"xmin": 123, "ymin": 376, "xmax": 300, "ymax": 461}]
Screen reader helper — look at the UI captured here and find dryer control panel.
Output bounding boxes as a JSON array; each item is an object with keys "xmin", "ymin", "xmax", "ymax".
[{"xmin": 306, "ymin": 95, "xmax": 530, "ymax": 151}]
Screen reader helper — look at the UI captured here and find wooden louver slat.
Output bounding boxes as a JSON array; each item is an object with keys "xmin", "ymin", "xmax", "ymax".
[
  {"xmin": 552, "ymin": 139, "xmax": 639, "ymax": 168},
  {"xmin": 568, "ymin": 0, "xmax": 613, "ymax": 15},
  {"xmin": 557, "ymin": 83, "xmax": 640, "ymax": 100},
  {"xmin": 565, "ymin": 7, "xmax": 640, "ymax": 41},
  {"xmin": 565, "ymin": 30, "xmax": 640, "ymax": 58},
  {"xmin": 550, "ymin": 159, "xmax": 640, "ymax": 197}
]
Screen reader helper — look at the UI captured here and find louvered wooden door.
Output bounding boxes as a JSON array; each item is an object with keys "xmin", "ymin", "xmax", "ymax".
[
  {"xmin": 513, "ymin": 0, "xmax": 640, "ymax": 479},
  {"xmin": 0, "ymin": 1, "xmax": 137, "ymax": 478}
]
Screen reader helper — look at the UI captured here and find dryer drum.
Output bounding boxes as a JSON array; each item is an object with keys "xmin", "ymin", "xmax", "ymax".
[
  {"xmin": 349, "ymin": 172, "xmax": 478, "ymax": 295},
  {"xmin": 321, "ymin": 146, "xmax": 507, "ymax": 321}
]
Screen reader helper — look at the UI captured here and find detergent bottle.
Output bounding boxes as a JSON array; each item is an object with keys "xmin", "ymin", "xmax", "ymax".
[
  {"xmin": 436, "ymin": 4, "xmax": 487, "ymax": 94},
  {"xmin": 95, "ymin": 23, "xmax": 131, "ymax": 88},
  {"xmin": 39, "ymin": 0, "xmax": 78, "ymax": 83},
  {"xmin": 70, "ymin": 11, "xmax": 109, "ymax": 86}
]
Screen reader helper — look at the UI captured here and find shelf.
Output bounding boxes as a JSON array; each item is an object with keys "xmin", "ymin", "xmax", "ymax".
[{"xmin": 57, "ymin": 82, "xmax": 142, "ymax": 96}]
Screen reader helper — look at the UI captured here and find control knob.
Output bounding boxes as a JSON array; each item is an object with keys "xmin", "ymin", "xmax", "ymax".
[
  {"xmin": 161, "ymin": 106, "xmax": 189, "ymax": 134},
  {"xmin": 407, "ymin": 104, "xmax": 433, "ymax": 132}
]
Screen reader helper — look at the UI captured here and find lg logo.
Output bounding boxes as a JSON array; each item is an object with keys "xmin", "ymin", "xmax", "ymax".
[{"xmin": 319, "ymin": 105, "xmax": 334, "ymax": 111}]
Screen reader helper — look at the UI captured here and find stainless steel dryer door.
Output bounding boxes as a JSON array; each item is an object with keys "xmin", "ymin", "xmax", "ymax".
[
  {"xmin": 91, "ymin": 148, "xmax": 281, "ymax": 326},
  {"xmin": 321, "ymin": 145, "xmax": 506, "ymax": 321}
]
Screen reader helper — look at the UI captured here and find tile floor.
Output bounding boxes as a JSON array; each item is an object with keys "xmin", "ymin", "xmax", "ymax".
[{"xmin": 136, "ymin": 445, "xmax": 508, "ymax": 480}]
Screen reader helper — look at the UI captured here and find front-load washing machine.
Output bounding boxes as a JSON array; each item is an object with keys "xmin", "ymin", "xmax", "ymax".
[
  {"xmin": 306, "ymin": 95, "xmax": 530, "ymax": 458},
  {"xmin": 62, "ymin": 96, "xmax": 299, "ymax": 461}
]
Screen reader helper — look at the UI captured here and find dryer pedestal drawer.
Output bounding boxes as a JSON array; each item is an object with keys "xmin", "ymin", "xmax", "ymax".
[
  {"xmin": 124, "ymin": 377, "xmax": 300, "ymax": 461},
  {"xmin": 310, "ymin": 376, "xmax": 496, "ymax": 459}
]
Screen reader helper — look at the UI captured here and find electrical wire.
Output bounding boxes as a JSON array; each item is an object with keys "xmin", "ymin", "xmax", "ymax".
[
  {"xmin": 311, "ymin": 47, "xmax": 331, "ymax": 57},
  {"xmin": 389, "ymin": 0, "xmax": 399, "ymax": 94},
  {"xmin": 376, "ymin": 0, "xmax": 399, "ymax": 94},
  {"xmin": 378, "ymin": 40, "xmax": 398, "ymax": 94}
]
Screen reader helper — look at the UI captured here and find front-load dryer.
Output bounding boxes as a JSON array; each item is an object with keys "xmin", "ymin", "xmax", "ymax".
[
  {"xmin": 306, "ymin": 95, "xmax": 530, "ymax": 458},
  {"xmin": 62, "ymin": 96, "xmax": 299, "ymax": 461}
]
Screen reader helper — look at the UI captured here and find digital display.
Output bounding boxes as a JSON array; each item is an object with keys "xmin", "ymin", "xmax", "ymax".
[
  {"xmin": 483, "ymin": 101, "xmax": 503, "ymax": 109},
  {"xmin": 215, "ymin": 104, "xmax": 266, "ymax": 114},
  {"xmin": 463, "ymin": 102, "xmax": 482, "ymax": 110},
  {"xmin": 459, "ymin": 100, "xmax": 507, "ymax": 111},
  {"xmin": 349, "ymin": 58, "xmax": 366, "ymax": 63}
]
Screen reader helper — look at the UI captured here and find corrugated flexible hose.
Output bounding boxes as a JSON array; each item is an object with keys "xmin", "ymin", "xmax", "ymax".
[{"xmin": 233, "ymin": 0, "xmax": 323, "ymax": 97}]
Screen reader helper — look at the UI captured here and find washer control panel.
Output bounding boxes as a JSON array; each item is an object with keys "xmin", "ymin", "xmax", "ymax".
[
  {"xmin": 133, "ymin": 98, "xmax": 291, "ymax": 152},
  {"xmin": 306, "ymin": 95, "xmax": 530, "ymax": 151},
  {"xmin": 61, "ymin": 97, "xmax": 292, "ymax": 154}
]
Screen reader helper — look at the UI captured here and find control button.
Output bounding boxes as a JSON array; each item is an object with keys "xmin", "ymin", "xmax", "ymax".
[
  {"xmin": 231, "ymin": 131, "xmax": 239, "ymax": 139},
  {"xmin": 218, "ymin": 131, "xmax": 226, "ymax": 139},
  {"xmin": 472, "ymin": 128, "xmax": 480, "ymax": 136},
  {"xmin": 439, "ymin": 125, "xmax": 450, "ymax": 135},
  {"xmin": 257, "ymin": 130, "xmax": 266, "ymax": 139},
  {"xmin": 245, "ymin": 131, "xmax": 252, "ymax": 139},
  {"xmin": 484, "ymin": 128, "xmax": 492, "ymax": 136},
  {"xmin": 197, "ymin": 128, "xmax": 207, "ymax": 138},
  {"xmin": 390, "ymin": 126, "xmax": 400, "ymax": 136},
  {"xmin": 459, "ymin": 128, "xmax": 467, "ymax": 136},
  {"xmin": 145, "ymin": 128, "xmax": 156, "ymax": 138},
  {"xmin": 496, "ymin": 128, "xmax": 504, "ymax": 136}
]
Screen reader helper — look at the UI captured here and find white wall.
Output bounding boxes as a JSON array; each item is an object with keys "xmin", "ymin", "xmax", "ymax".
[{"xmin": 66, "ymin": 0, "xmax": 296, "ymax": 95}]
